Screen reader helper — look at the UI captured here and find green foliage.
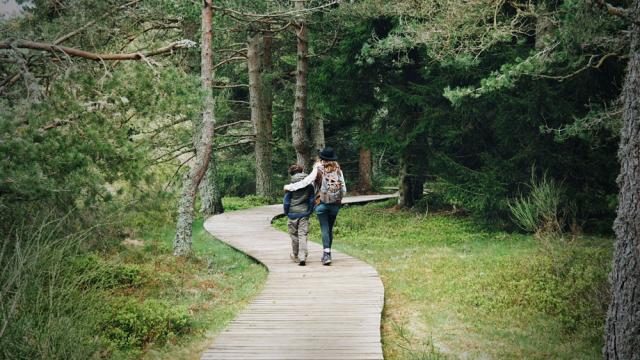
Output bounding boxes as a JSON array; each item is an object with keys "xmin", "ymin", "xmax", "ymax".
[
  {"xmin": 509, "ymin": 171, "xmax": 565, "ymax": 236},
  {"xmin": 70, "ymin": 254, "xmax": 146, "ymax": 289},
  {"xmin": 222, "ymin": 195, "xmax": 274, "ymax": 211},
  {"xmin": 273, "ymin": 202, "xmax": 611, "ymax": 357},
  {"xmin": 466, "ymin": 246, "xmax": 610, "ymax": 338},
  {"xmin": 0, "ymin": 216, "xmax": 103, "ymax": 360},
  {"xmin": 217, "ymin": 153, "xmax": 257, "ymax": 197},
  {"xmin": 98, "ymin": 298, "xmax": 192, "ymax": 351}
]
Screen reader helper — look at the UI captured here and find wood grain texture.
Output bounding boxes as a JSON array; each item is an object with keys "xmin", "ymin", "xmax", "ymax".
[{"xmin": 200, "ymin": 195, "xmax": 395, "ymax": 360}]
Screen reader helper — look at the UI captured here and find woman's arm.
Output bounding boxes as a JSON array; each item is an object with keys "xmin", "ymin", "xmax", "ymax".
[
  {"xmin": 340, "ymin": 170, "xmax": 347, "ymax": 194},
  {"xmin": 284, "ymin": 165, "xmax": 318, "ymax": 192}
]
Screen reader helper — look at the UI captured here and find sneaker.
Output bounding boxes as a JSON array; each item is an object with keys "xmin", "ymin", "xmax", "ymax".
[
  {"xmin": 299, "ymin": 260, "xmax": 306, "ymax": 266},
  {"xmin": 321, "ymin": 252, "xmax": 332, "ymax": 266},
  {"xmin": 290, "ymin": 253, "xmax": 299, "ymax": 263}
]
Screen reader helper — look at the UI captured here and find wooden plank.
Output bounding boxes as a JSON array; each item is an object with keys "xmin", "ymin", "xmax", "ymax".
[{"xmin": 199, "ymin": 195, "xmax": 395, "ymax": 360}]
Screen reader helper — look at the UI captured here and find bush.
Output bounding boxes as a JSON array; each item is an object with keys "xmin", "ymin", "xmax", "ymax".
[
  {"xmin": 222, "ymin": 195, "xmax": 274, "ymax": 211},
  {"xmin": 508, "ymin": 171, "xmax": 565, "ymax": 238},
  {"xmin": 99, "ymin": 298, "xmax": 192, "ymax": 350},
  {"xmin": 467, "ymin": 245, "xmax": 610, "ymax": 338},
  {"xmin": 70, "ymin": 254, "xmax": 146, "ymax": 289}
]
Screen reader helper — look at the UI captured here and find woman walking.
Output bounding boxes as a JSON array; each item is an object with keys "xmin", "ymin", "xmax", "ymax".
[{"xmin": 284, "ymin": 146, "xmax": 346, "ymax": 265}]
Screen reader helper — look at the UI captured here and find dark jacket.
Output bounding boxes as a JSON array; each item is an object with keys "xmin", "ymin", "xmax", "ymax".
[{"xmin": 283, "ymin": 172, "xmax": 315, "ymax": 219}]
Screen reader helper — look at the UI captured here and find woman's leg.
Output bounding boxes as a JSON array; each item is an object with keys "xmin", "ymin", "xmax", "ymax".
[
  {"xmin": 329, "ymin": 205, "xmax": 340, "ymax": 247},
  {"xmin": 315, "ymin": 204, "xmax": 332, "ymax": 250},
  {"xmin": 327, "ymin": 204, "xmax": 340, "ymax": 247}
]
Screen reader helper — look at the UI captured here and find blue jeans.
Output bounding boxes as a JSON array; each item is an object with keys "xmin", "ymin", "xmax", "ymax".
[{"xmin": 315, "ymin": 203, "xmax": 340, "ymax": 250}]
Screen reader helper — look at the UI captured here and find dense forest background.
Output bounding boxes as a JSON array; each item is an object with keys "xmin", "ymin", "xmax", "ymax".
[{"xmin": 1, "ymin": 0, "xmax": 636, "ymax": 358}]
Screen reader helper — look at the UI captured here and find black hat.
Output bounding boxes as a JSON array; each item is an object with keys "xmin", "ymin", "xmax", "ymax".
[{"xmin": 318, "ymin": 146, "xmax": 338, "ymax": 161}]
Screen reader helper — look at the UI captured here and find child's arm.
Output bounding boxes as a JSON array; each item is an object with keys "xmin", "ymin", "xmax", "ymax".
[{"xmin": 283, "ymin": 191, "xmax": 292, "ymax": 215}]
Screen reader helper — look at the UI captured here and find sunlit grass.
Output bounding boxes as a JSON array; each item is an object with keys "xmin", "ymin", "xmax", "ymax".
[{"xmin": 273, "ymin": 200, "xmax": 612, "ymax": 359}]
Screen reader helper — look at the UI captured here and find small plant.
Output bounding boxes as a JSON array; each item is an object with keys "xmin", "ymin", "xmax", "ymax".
[
  {"xmin": 70, "ymin": 254, "xmax": 146, "ymax": 289},
  {"xmin": 508, "ymin": 170, "xmax": 565, "ymax": 239},
  {"xmin": 390, "ymin": 320, "xmax": 445, "ymax": 360},
  {"xmin": 99, "ymin": 298, "xmax": 193, "ymax": 350}
]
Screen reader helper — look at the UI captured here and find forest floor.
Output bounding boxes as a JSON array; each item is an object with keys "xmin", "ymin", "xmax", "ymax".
[
  {"xmin": 273, "ymin": 199, "xmax": 612, "ymax": 359},
  {"xmin": 94, "ymin": 197, "xmax": 268, "ymax": 360},
  {"xmin": 98, "ymin": 196, "xmax": 611, "ymax": 359}
]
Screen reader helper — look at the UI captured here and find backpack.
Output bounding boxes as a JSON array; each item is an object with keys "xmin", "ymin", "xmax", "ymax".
[{"xmin": 318, "ymin": 165, "xmax": 343, "ymax": 204}]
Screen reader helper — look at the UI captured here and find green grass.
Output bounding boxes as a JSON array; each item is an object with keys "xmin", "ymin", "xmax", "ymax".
[
  {"xmin": 221, "ymin": 195, "xmax": 274, "ymax": 211},
  {"xmin": 273, "ymin": 200, "xmax": 612, "ymax": 359},
  {"xmin": 97, "ymin": 216, "xmax": 267, "ymax": 359}
]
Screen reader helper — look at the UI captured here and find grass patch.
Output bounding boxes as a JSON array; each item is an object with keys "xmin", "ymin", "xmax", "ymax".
[
  {"xmin": 95, "ymin": 215, "xmax": 267, "ymax": 359},
  {"xmin": 273, "ymin": 200, "xmax": 612, "ymax": 359},
  {"xmin": 222, "ymin": 195, "xmax": 274, "ymax": 211}
]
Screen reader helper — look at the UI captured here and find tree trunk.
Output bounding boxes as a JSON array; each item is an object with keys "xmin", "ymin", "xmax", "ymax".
[
  {"xmin": 358, "ymin": 113, "xmax": 374, "ymax": 193},
  {"xmin": 311, "ymin": 116, "xmax": 325, "ymax": 152},
  {"xmin": 292, "ymin": 0, "xmax": 312, "ymax": 171},
  {"xmin": 534, "ymin": 3, "xmax": 555, "ymax": 51},
  {"xmin": 358, "ymin": 146, "xmax": 373, "ymax": 194},
  {"xmin": 605, "ymin": 1, "xmax": 640, "ymax": 358},
  {"xmin": 398, "ymin": 152, "xmax": 425, "ymax": 208},
  {"xmin": 199, "ymin": 151, "xmax": 224, "ymax": 216},
  {"xmin": 173, "ymin": 0, "xmax": 215, "ymax": 256},
  {"xmin": 247, "ymin": 33, "xmax": 272, "ymax": 198},
  {"xmin": 263, "ymin": 33, "xmax": 274, "ymax": 140},
  {"xmin": 398, "ymin": 113, "xmax": 427, "ymax": 208}
]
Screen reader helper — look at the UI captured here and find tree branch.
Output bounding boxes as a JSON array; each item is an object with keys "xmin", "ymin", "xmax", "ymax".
[
  {"xmin": 214, "ymin": 138, "xmax": 254, "ymax": 150},
  {"xmin": 0, "ymin": 39, "xmax": 196, "ymax": 61},
  {"xmin": 212, "ymin": 55, "xmax": 246, "ymax": 70},
  {"xmin": 53, "ymin": 0, "xmax": 143, "ymax": 45},
  {"xmin": 592, "ymin": 0, "xmax": 630, "ymax": 19},
  {"xmin": 215, "ymin": 120, "xmax": 251, "ymax": 131},
  {"xmin": 212, "ymin": 83, "xmax": 249, "ymax": 88}
]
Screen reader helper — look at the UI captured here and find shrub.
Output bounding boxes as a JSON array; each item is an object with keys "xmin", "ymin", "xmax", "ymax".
[
  {"xmin": 70, "ymin": 254, "xmax": 146, "ymax": 289},
  {"xmin": 466, "ymin": 245, "xmax": 610, "ymax": 338},
  {"xmin": 99, "ymin": 298, "xmax": 193, "ymax": 350},
  {"xmin": 0, "ymin": 217, "xmax": 103, "ymax": 360},
  {"xmin": 508, "ymin": 171, "xmax": 565, "ymax": 238},
  {"xmin": 222, "ymin": 195, "xmax": 273, "ymax": 211}
]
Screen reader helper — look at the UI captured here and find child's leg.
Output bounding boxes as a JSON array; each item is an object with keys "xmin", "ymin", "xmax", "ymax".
[
  {"xmin": 297, "ymin": 217, "xmax": 309, "ymax": 261},
  {"xmin": 287, "ymin": 218, "xmax": 299, "ymax": 258}
]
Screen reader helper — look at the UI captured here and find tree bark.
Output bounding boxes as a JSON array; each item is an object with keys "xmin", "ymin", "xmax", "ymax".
[
  {"xmin": 605, "ymin": 1, "xmax": 640, "ymax": 358},
  {"xmin": 358, "ymin": 146, "xmax": 373, "ymax": 194},
  {"xmin": 398, "ymin": 113, "xmax": 427, "ymax": 208},
  {"xmin": 247, "ymin": 33, "xmax": 273, "ymax": 198},
  {"xmin": 199, "ymin": 151, "xmax": 224, "ymax": 216},
  {"xmin": 535, "ymin": 5, "xmax": 554, "ymax": 50},
  {"xmin": 173, "ymin": 0, "xmax": 215, "ymax": 257},
  {"xmin": 398, "ymin": 152, "xmax": 425, "ymax": 208},
  {"xmin": 263, "ymin": 33, "xmax": 274, "ymax": 140},
  {"xmin": 357, "ymin": 112, "xmax": 374, "ymax": 194},
  {"xmin": 311, "ymin": 115, "xmax": 325, "ymax": 152},
  {"xmin": 292, "ymin": 0, "xmax": 312, "ymax": 171}
]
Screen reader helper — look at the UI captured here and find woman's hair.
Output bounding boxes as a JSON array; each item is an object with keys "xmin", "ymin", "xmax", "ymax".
[{"xmin": 321, "ymin": 160, "xmax": 340, "ymax": 173}]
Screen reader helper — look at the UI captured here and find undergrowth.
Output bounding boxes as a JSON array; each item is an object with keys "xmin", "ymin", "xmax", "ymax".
[
  {"xmin": 1, "ymin": 196, "xmax": 267, "ymax": 360},
  {"xmin": 273, "ymin": 200, "xmax": 612, "ymax": 359}
]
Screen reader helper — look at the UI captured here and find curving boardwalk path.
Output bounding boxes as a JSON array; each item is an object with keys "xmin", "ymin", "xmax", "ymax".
[{"xmin": 200, "ymin": 194, "xmax": 396, "ymax": 360}]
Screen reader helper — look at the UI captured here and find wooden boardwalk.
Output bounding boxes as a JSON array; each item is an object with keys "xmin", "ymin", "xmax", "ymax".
[{"xmin": 201, "ymin": 194, "xmax": 395, "ymax": 360}]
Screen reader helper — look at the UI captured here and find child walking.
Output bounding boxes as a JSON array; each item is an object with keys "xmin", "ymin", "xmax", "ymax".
[
  {"xmin": 283, "ymin": 164, "xmax": 315, "ymax": 266},
  {"xmin": 284, "ymin": 147, "xmax": 346, "ymax": 265}
]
